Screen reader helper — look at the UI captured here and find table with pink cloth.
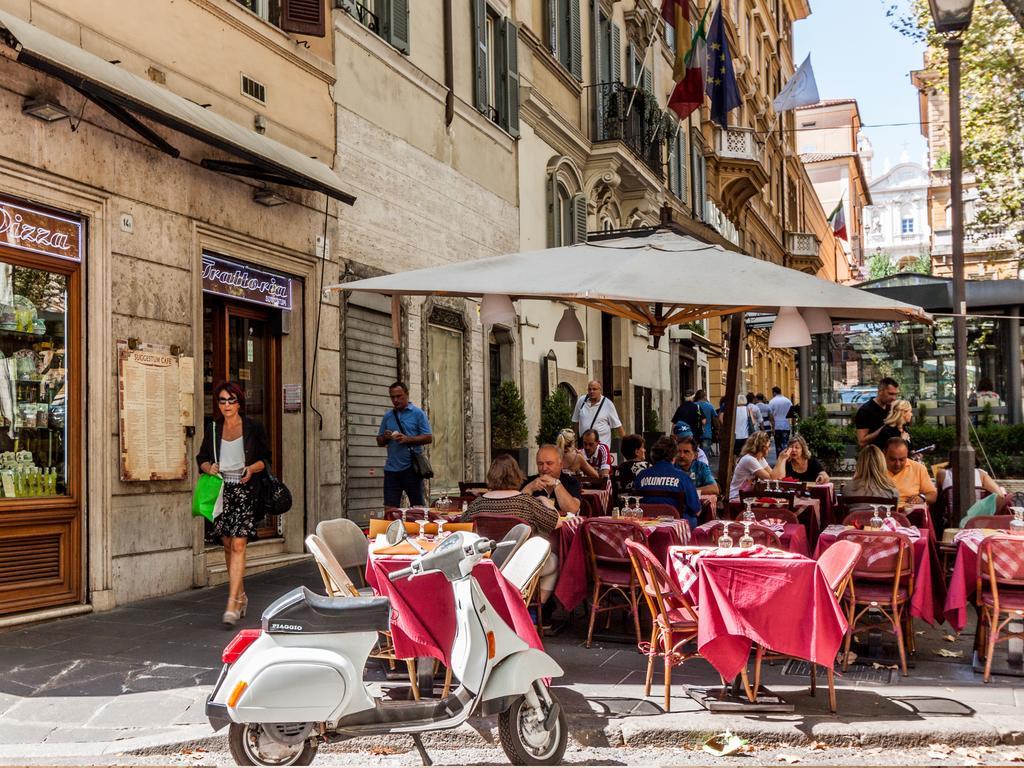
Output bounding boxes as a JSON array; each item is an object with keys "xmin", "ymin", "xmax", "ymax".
[
  {"xmin": 665, "ymin": 545, "xmax": 848, "ymax": 680},
  {"xmin": 366, "ymin": 552, "xmax": 543, "ymax": 666},
  {"xmin": 581, "ymin": 486, "xmax": 611, "ymax": 516},
  {"xmin": 553, "ymin": 517, "xmax": 689, "ymax": 612},
  {"xmin": 815, "ymin": 524, "xmax": 946, "ymax": 626},
  {"xmin": 729, "ymin": 498, "xmax": 820, "ymax": 545},
  {"xmin": 693, "ymin": 520, "xmax": 809, "ymax": 556},
  {"xmin": 807, "ymin": 483, "xmax": 836, "ymax": 528},
  {"xmin": 941, "ymin": 529, "xmax": 1024, "ymax": 632}
]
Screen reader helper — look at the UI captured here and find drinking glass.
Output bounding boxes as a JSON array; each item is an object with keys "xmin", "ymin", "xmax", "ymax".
[
  {"xmin": 400, "ymin": 507, "xmax": 408, "ymax": 523},
  {"xmin": 1009, "ymin": 507, "xmax": 1024, "ymax": 535},
  {"xmin": 436, "ymin": 519, "xmax": 446, "ymax": 539},
  {"xmin": 868, "ymin": 505, "xmax": 882, "ymax": 530},
  {"xmin": 416, "ymin": 518, "xmax": 428, "ymax": 540},
  {"xmin": 738, "ymin": 522, "xmax": 755, "ymax": 549},
  {"xmin": 742, "ymin": 498, "xmax": 755, "ymax": 522},
  {"xmin": 717, "ymin": 525, "xmax": 734, "ymax": 549}
]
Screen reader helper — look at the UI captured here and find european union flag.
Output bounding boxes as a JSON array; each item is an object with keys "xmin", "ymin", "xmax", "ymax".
[{"xmin": 704, "ymin": 3, "xmax": 741, "ymax": 128}]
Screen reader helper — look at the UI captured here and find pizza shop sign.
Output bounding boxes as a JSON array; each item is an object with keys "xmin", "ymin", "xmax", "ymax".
[
  {"xmin": 201, "ymin": 253, "xmax": 292, "ymax": 310},
  {"xmin": 0, "ymin": 198, "xmax": 83, "ymax": 262}
]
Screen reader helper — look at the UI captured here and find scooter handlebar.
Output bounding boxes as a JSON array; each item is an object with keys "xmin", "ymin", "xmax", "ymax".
[{"xmin": 387, "ymin": 565, "xmax": 415, "ymax": 581}]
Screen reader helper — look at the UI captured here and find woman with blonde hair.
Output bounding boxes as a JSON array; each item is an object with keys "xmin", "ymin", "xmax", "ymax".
[
  {"xmin": 843, "ymin": 445, "xmax": 899, "ymax": 511},
  {"xmin": 773, "ymin": 434, "xmax": 830, "ymax": 484},
  {"xmin": 728, "ymin": 431, "xmax": 773, "ymax": 501},
  {"xmin": 556, "ymin": 428, "xmax": 599, "ymax": 479},
  {"xmin": 875, "ymin": 398, "xmax": 913, "ymax": 451}
]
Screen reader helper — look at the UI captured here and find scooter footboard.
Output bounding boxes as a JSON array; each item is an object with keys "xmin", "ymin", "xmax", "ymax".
[{"xmin": 480, "ymin": 648, "xmax": 563, "ymax": 704}]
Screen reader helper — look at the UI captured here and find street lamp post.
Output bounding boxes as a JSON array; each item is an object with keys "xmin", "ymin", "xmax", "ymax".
[{"xmin": 928, "ymin": 0, "xmax": 976, "ymax": 521}]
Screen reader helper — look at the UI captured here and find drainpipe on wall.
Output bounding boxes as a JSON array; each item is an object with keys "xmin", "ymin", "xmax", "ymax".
[{"xmin": 444, "ymin": 0, "xmax": 455, "ymax": 127}]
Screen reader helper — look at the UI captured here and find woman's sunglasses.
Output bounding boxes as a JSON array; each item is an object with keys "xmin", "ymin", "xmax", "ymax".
[{"xmin": 218, "ymin": 397, "xmax": 238, "ymax": 405}]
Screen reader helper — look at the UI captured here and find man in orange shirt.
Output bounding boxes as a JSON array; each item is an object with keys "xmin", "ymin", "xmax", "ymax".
[{"xmin": 885, "ymin": 438, "xmax": 937, "ymax": 505}]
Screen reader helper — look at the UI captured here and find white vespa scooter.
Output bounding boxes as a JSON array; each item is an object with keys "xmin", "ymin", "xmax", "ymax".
[{"xmin": 206, "ymin": 521, "xmax": 567, "ymax": 766}]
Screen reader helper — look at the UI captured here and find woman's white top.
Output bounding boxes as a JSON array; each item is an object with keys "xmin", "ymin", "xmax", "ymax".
[
  {"xmin": 729, "ymin": 454, "xmax": 771, "ymax": 501},
  {"xmin": 941, "ymin": 467, "xmax": 982, "ymax": 491},
  {"xmin": 734, "ymin": 405, "xmax": 750, "ymax": 440},
  {"xmin": 219, "ymin": 436, "xmax": 245, "ymax": 483}
]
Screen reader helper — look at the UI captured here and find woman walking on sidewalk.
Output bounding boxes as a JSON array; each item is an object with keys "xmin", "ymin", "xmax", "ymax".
[{"xmin": 196, "ymin": 381, "xmax": 271, "ymax": 627}]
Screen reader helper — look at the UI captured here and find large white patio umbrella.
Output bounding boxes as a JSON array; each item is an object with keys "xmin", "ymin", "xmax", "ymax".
[
  {"xmin": 326, "ymin": 230, "xmax": 931, "ymax": 338},
  {"xmin": 327, "ymin": 229, "xmax": 930, "ymax": 490}
]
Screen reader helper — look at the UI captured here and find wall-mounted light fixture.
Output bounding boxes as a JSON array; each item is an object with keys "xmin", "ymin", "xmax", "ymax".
[
  {"xmin": 22, "ymin": 96, "xmax": 71, "ymax": 122},
  {"xmin": 253, "ymin": 188, "xmax": 287, "ymax": 207}
]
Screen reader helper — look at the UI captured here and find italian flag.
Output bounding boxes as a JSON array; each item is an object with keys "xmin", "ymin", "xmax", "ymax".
[
  {"xmin": 668, "ymin": 2, "xmax": 711, "ymax": 121},
  {"xmin": 829, "ymin": 198, "xmax": 848, "ymax": 242}
]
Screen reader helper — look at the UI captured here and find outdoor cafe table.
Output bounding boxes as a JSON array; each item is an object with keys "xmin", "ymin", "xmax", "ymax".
[
  {"xmin": 730, "ymin": 497, "xmax": 821, "ymax": 546},
  {"xmin": 581, "ymin": 485, "xmax": 612, "ymax": 516},
  {"xmin": 365, "ymin": 538, "xmax": 543, "ymax": 666},
  {"xmin": 692, "ymin": 520, "xmax": 809, "ymax": 556},
  {"xmin": 943, "ymin": 529, "xmax": 1024, "ymax": 632},
  {"xmin": 665, "ymin": 545, "xmax": 848, "ymax": 681},
  {"xmin": 815, "ymin": 523, "xmax": 945, "ymax": 626},
  {"xmin": 807, "ymin": 483, "xmax": 836, "ymax": 528},
  {"xmin": 553, "ymin": 516, "xmax": 689, "ymax": 612}
]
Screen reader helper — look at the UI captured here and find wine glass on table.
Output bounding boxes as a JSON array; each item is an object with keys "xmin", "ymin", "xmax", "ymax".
[{"xmin": 742, "ymin": 498, "xmax": 755, "ymax": 523}]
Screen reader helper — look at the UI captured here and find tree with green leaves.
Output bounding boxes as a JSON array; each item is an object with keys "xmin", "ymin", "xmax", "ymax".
[
  {"xmin": 867, "ymin": 251, "xmax": 898, "ymax": 280},
  {"xmin": 490, "ymin": 380, "xmax": 529, "ymax": 448},
  {"xmin": 886, "ymin": 0, "xmax": 1024, "ymax": 245}
]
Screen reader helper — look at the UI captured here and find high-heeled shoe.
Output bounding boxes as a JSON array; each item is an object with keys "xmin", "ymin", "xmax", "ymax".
[{"xmin": 222, "ymin": 595, "xmax": 247, "ymax": 627}]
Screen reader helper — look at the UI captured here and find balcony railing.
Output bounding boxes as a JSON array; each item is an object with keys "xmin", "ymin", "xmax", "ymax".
[
  {"xmin": 336, "ymin": 0, "xmax": 380, "ymax": 33},
  {"xmin": 933, "ymin": 226, "xmax": 1013, "ymax": 255},
  {"xmin": 585, "ymin": 82, "xmax": 665, "ymax": 179},
  {"xmin": 714, "ymin": 126, "xmax": 764, "ymax": 163},
  {"xmin": 786, "ymin": 231, "xmax": 821, "ymax": 258}
]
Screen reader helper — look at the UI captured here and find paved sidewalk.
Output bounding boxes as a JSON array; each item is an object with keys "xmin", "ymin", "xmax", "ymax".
[{"xmin": 1, "ymin": 561, "xmax": 1023, "ymax": 762}]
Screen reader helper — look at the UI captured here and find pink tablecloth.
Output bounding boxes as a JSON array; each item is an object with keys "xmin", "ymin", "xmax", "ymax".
[
  {"xmin": 816, "ymin": 525, "xmax": 945, "ymax": 626},
  {"xmin": 693, "ymin": 521, "xmax": 809, "ymax": 557},
  {"xmin": 580, "ymin": 487, "xmax": 611, "ymax": 517},
  {"xmin": 807, "ymin": 483, "xmax": 836, "ymax": 528},
  {"xmin": 366, "ymin": 554, "xmax": 542, "ymax": 666},
  {"xmin": 945, "ymin": 539, "xmax": 981, "ymax": 632},
  {"xmin": 553, "ymin": 517, "xmax": 689, "ymax": 612},
  {"xmin": 666, "ymin": 546, "xmax": 848, "ymax": 680}
]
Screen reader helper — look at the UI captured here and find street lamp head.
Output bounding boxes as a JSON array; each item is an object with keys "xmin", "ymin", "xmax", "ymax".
[{"xmin": 927, "ymin": 0, "xmax": 974, "ymax": 34}]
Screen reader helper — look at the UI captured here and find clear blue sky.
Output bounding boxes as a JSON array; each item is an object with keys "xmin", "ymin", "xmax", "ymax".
[{"xmin": 794, "ymin": 1, "xmax": 928, "ymax": 178}]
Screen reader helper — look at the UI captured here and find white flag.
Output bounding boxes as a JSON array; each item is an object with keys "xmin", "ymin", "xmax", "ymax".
[{"xmin": 773, "ymin": 55, "xmax": 819, "ymax": 112}]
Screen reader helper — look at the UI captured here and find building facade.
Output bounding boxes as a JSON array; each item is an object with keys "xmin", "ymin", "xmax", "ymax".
[{"xmin": 862, "ymin": 160, "xmax": 931, "ymax": 271}]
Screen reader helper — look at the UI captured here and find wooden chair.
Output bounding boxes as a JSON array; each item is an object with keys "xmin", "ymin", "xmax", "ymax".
[
  {"xmin": 582, "ymin": 519, "xmax": 645, "ymax": 648},
  {"xmin": 841, "ymin": 509, "xmax": 911, "ymax": 528},
  {"xmin": 965, "ymin": 515, "xmax": 1013, "ymax": 530},
  {"xmin": 458, "ymin": 481, "xmax": 488, "ymax": 497},
  {"xmin": 977, "ymin": 535, "xmax": 1024, "ymax": 682},
  {"xmin": 836, "ymin": 495, "xmax": 898, "ymax": 520},
  {"xmin": 755, "ymin": 479, "xmax": 806, "ymax": 496},
  {"xmin": 472, "ymin": 512, "xmax": 533, "ymax": 541},
  {"xmin": 305, "ymin": 534, "xmax": 421, "ymax": 699},
  {"xmin": 705, "ymin": 521, "xmax": 783, "ymax": 549},
  {"xmin": 751, "ymin": 507, "xmax": 799, "ymax": 525},
  {"xmin": 639, "ymin": 502, "xmax": 680, "ymax": 520},
  {"xmin": 625, "ymin": 540, "xmax": 701, "ymax": 712},
  {"xmin": 835, "ymin": 529, "xmax": 914, "ymax": 676},
  {"xmin": 315, "ymin": 517, "xmax": 369, "ymax": 589}
]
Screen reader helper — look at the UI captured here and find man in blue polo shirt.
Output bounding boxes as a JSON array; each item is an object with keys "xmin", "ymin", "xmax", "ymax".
[
  {"xmin": 634, "ymin": 436, "xmax": 701, "ymax": 529},
  {"xmin": 377, "ymin": 381, "xmax": 433, "ymax": 507}
]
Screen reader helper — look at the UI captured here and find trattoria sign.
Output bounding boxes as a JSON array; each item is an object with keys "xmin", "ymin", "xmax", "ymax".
[
  {"xmin": 0, "ymin": 197, "xmax": 83, "ymax": 262},
  {"xmin": 201, "ymin": 253, "xmax": 293, "ymax": 310}
]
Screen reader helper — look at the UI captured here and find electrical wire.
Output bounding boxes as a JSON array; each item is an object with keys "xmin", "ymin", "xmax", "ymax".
[{"xmin": 308, "ymin": 196, "xmax": 329, "ymax": 432}]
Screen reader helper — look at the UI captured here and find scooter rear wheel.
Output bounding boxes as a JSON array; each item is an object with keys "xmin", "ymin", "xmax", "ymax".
[
  {"xmin": 228, "ymin": 723, "xmax": 318, "ymax": 766},
  {"xmin": 498, "ymin": 689, "xmax": 567, "ymax": 766}
]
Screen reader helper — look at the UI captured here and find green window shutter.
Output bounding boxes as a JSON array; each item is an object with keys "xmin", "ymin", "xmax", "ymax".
[
  {"xmin": 502, "ymin": 19, "xmax": 520, "ymax": 137},
  {"xmin": 568, "ymin": 0, "xmax": 582, "ymax": 80},
  {"xmin": 642, "ymin": 65, "xmax": 652, "ymax": 95},
  {"xmin": 547, "ymin": 173, "xmax": 559, "ymax": 247},
  {"xmin": 571, "ymin": 193, "xmax": 588, "ymax": 244},
  {"xmin": 386, "ymin": 0, "xmax": 410, "ymax": 54},
  {"xmin": 610, "ymin": 23, "xmax": 621, "ymax": 84},
  {"xmin": 472, "ymin": 0, "xmax": 487, "ymax": 113}
]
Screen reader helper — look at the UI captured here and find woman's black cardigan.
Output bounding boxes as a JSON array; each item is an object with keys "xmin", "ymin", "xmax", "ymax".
[{"xmin": 195, "ymin": 417, "xmax": 272, "ymax": 471}]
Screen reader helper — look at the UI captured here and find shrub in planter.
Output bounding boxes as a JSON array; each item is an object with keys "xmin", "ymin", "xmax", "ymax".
[
  {"xmin": 536, "ymin": 388, "xmax": 574, "ymax": 447},
  {"xmin": 795, "ymin": 407, "xmax": 847, "ymax": 474},
  {"xmin": 491, "ymin": 380, "xmax": 529, "ymax": 470}
]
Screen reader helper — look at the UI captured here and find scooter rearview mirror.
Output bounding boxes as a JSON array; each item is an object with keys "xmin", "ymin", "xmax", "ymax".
[{"xmin": 385, "ymin": 519, "xmax": 408, "ymax": 546}]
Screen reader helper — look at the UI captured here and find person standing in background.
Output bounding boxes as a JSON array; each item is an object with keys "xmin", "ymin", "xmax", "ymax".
[
  {"xmin": 694, "ymin": 390, "xmax": 719, "ymax": 455},
  {"xmin": 671, "ymin": 390, "xmax": 702, "ymax": 439},
  {"xmin": 571, "ymin": 380, "xmax": 623, "ymax": 450},
  {"xmin": 768, "ymin": 386, "xmax": 793, "ymax": 454},
  {"xmin": 855, "ymin": 377, "xmax": 900, "ymax": 449},
  {"xmin": 377, "ymin": 381, "xmax": 433, "ymax": 508}
]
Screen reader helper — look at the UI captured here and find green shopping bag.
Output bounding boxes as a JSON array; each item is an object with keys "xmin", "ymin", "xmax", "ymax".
[
  {"xmin": 192, "ymin": 473, "xmax": 223, "ymax": 522},
  {"xmin": 959, "ymin": 491, "xmax": 997, "ymax": 528},
  {"xmin": 191, "ymin": 421, "xmax": 223, "ymax": 522}
]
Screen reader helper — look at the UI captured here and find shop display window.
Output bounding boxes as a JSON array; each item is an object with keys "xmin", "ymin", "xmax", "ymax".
[{"xmin": 0, "ymin": 258, "xmax": 68, "ymax": 497}]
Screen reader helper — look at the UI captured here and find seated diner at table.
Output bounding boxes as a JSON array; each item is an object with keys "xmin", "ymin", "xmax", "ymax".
[
  {"xmin": 884, "ymin": 437, "xmax": 937, "ymax": 505},
  {"xmin": 580, "ymin": 428, "xmax": 613, "ymax": 479},
  {"xmin": 556, "ymin": 428, "xmax": 599, "ymax": 480},
  {"xmin": 728, "ymin": 431, "xmax": 773, "ymax": 501},
  {"xmin": 934, "ymin": 450, "xmax": 1009, "ymax": 512},
  {"xmin": 615, "ymin": 433, "xmax": 649, "ymax": 493},
  {"xmin": 842, "ymin": 445, "xmax": 899, "ymax": 511},
  {"xmin": 521, "ymin": 444, "xmax": 582, "ymax": 515},
  {"xmin": 462, "ymin": 454, "xmax": 560, "ymax": 601},
  {"xmin": 634, "ymin": 436, "xmax": 701, "ymax": 528},
  {"xmin": 674, "ymin": 435, "xmax": 719, "ymax": 495},
  {"xmin": 772, "ymin": 434, "xmax": 829, "ymax": 484}
]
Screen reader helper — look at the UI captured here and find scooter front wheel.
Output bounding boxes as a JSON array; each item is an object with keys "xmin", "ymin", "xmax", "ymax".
[
  {"xmin": 497, "ymin": 688, "xmax": 567, "ymax": 766},
  {"xmin": 228, "ymin": 722, "xmax": 318, "ymax": 766}
]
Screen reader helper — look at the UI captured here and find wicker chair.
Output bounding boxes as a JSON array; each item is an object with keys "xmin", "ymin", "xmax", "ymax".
[
  {"xmin": 583, "ymin": 518, "xmax": 645, "ymax": 648},
  {"xmin": 977, "ymin": 535, "xmax": 1024, "ymax": 682},
  {"xmin": 639, "ymin": 502, "xmax": 680, "ymax": 520}
]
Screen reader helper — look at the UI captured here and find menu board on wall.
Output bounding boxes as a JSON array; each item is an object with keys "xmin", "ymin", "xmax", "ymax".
[{"xmin": 118, "ymin": 345, "xmax": 187, "ymax": 481}]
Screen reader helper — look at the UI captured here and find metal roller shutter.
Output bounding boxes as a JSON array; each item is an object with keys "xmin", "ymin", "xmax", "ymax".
[{"xmin": 345, "ymin": 297, "xmax": 397, "ymax": 525}]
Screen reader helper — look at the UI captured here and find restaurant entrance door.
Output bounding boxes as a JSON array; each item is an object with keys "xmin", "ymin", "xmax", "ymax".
[{"xmin": 202, "ymin": 297, "xmax": 282, "ymax": 538}]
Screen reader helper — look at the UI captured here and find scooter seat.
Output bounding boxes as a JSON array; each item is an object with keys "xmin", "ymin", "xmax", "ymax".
[{"xmin": 263, "ymin": 586, "xmax": 391, "ymax": 634}]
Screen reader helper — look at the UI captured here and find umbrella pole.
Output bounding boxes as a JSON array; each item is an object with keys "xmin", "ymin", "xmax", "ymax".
[{"xmin": 716, "ymin": 312, "xmax": 745, "ymax": 498}]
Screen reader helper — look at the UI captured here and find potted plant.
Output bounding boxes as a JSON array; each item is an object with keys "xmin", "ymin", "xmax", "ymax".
[
  {"xmin": 536, "ymin": 388, "xmax": 574, "ymax": 447},
  {"xmin": 491, "ymin": 379, "xmax": 530, "ymax": 472},
  {"xmin": 643, "ymin": 407, "xmax": 664, "ymax": 450}
]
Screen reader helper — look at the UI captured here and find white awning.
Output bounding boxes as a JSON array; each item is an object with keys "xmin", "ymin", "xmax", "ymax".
[{"xmin": 0, "ymin": 10, "xmax": 355, "ymax": 205}]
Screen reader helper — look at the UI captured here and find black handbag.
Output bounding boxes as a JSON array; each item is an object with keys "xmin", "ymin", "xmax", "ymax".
[
  {"xmin": 393, "ymin": 408, "xmax": 434, "ymax": 480},
  {"xmin": 255, "ymin": 467, "xmax": 292, "ymax": 518}
]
